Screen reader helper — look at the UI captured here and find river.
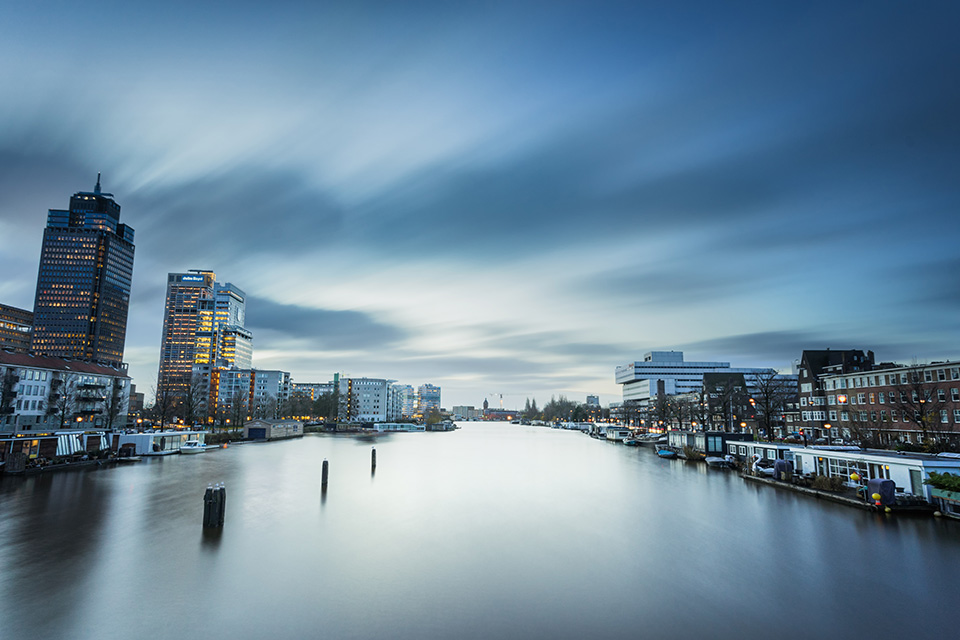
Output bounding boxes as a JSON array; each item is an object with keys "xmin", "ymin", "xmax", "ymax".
[{"xmin": 1, "ymin": 422, "xmax": 958, "ymax": 639}]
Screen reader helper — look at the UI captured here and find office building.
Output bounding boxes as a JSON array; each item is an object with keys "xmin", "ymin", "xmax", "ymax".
[
  {"xmin": 417, "ymin": 384, "xmax": 441, "ymax": 415},
  {"xmin": 338, "ymin": 377, "xmax": 402, "ymax": 423},
  {"xmin": 31, "ymin": 176, "xmax": 135, "ymax": 366},
  {"xmin": 0, "ymin": 304, "xmax": 33, "ymax": 352},
  {"xmin": 157, "ymin": 271, "xmax": 253, "ymax": 396},
  {"xmin": 616, "ymin": 351, "xmax": 775, "ymax": 406}
]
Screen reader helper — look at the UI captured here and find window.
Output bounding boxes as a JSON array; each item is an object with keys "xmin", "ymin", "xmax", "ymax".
[
  {"xmin": 942, "ymin": 410, "xmax": 949, "ymax": 424},
  {"xmin": 801, "ymin": 383, "xmax": 812, "ymax": 393},
  {"xmin": 880, "ymin": 411, "xmax": 887, "ymax": 422},
  {"xmin": 869, "ymin": 393, "xmax": 875, "ymax": 404},
  {"xmin": 829, "ymin": 410, "xmax": 837, "ymax": 421},
  {"xmin": 857, "ymin": 393, "xmax": 866, "ymax": 404},
  {"xmin": 801, "ymin": 397, "xmax": 808, "ymax": 406},
  {"xmin": 952, "ymin": 389, "xmax": 960, "ymax": 402},
  {"xmin": 828, "ymin": 395, "xmax": 836, "ymax": 405},
  {"xmin": 925, "ymin": 370, "xmax": 933, "ymax": 382},
  {"xmin": 879, "ymin": 392, "xmax": 885, "ymax": 403},
  {"xmin": 938, "ymin": 389, "xmax": 947, "ymax": 402},
  {"xmin": 939, "ymin": 369, "xmax": 947, "ymax": 381},
  {"xmin": 954, "ymin": 410, "xmax": 960, "ymax": 423},
  {"xmin": 841, "ymin": 411, "xmax": 849, "ymax": 421}
]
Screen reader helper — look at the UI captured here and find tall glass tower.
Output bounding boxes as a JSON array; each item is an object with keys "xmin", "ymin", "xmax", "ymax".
[
  {"xmin": 31, "ymin": 175, "xmax": 135, "ymax": 366},
  {"xmin": 157, "ymin": 271, "xmax": 252, "ymax": 396}
]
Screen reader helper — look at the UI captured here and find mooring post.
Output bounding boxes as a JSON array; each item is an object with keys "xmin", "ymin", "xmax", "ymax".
[
  {"xmin": 203, "ymin": 484, "xmax": 214, "ymax": 527},
  {"xmin": 322, "ymin": 459, "xmax": 329, "ymax": 486},
  {"xmin": 217, "ymin": 483, "xmax": 227, "ymax": 526},
  {"xmin": 372, "ymin": 447, "xmax": 377, "ymax": 470}
]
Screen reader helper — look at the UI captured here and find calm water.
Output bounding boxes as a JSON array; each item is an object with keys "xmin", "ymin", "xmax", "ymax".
[{"xmin": 2, "ymin": 422, "xmax": 958, "ymax": 640}]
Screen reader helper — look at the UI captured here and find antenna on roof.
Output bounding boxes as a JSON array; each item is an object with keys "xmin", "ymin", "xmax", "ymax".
[{"xmin": 94, "ymin": 172, "xmax": 102, "ymax": 195}]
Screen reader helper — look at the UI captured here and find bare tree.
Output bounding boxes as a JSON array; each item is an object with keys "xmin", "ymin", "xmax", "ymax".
[
  {"xmin": 103, "ymin": 378, "xmax": 126, "ymax": 431},
  {"xmin": 182, "ymin": 375, "xmax": 209, "ymax": 427},
  {"xmin": 254, "ymin": 393, "xmax": 277, "ymax": 419},
  {"xmin": 150, "ymin": 381, "xmax": 176, "ymax": 428},
  {"xmin": 229, "ymin": 389, "xmax": 249, "ymax": 432},
  {"xmin": 750, "ymin": 370, "xmax": 795, "ymax": 441},
  {"xmin": 48, "ymin": 374, "xmax": 78, "ymax": 429},
  {"xmin": 889, "ymin": 368, "xmax": 949, "ymax": 450}
]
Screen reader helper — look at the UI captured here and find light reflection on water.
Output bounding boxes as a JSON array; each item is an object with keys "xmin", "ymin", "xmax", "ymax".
[{"xmin": 2, "ymin": 422, "xmax": 959, "ymax": 640}]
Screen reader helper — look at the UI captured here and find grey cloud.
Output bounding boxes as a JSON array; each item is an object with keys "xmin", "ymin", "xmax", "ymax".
[
  {"xmin": 126, "ymin": 168, "xmax": 345, "ymax": 262},
  {"xmin": 244, "ymin": 296, "xmax": 407, "ymax": 351}
]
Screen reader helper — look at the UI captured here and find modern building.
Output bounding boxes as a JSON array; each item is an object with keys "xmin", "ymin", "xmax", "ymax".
[
  {"xmin": 208, "ymin": 368, "xmax": 291, "ymax": 421},
  {"xmin": 31, "ymin": 176, "xmax": 135, "ymax": 366},
  {"xmin": 393, "ymin": 384, "xmax": 415, "ymax": 418},
  {"xmin": 586, "ymin": 395, "xmax": 600, "ymax": 407},
  {"xmin": 452, "ymin": 405, "xmax": 481, "ymax": 420},
  {"xmin": 291, "ymin": 382, "xmax": 336, "ymax": 401},
  {"xmin": 615, "ymin": 351, "xmax": 778, "ymax": 406},
  {"xmin": 338, "ymin": 377, "xmax": 402, "ymax": 423},
  {"xmin": 157, "ymin": 271, "xmax": 253, "ymax": 397},
  {"xmin": 1, "ymin": 351, "xmax": 130, "ymax": 432},
  {"xmin": 0, "ymin": 303, "xmax": 33, "ymax": 352},
  {"xmin": 417, "ymin": 384, "xmax": 441, "ymax": 416}
]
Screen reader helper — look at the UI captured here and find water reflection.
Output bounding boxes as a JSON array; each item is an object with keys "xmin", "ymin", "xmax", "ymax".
[{"xmin": 2, "ymin": 423, "xmax": 960, "ymax": 640}]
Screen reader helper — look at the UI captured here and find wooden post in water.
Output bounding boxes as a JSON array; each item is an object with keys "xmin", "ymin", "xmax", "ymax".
[
  {"xmin": 322, "ymin": 459, "xmax": 329, "ymax": 487},
  {"xmin": 371, "ymin": 447, "xmax": 377, "ymax": 470}
]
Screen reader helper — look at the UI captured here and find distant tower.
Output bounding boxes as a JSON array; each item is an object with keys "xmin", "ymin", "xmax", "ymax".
[
  {"xmin": 31, "ymin": 176, "xmax": 135, "ymax": 366},
  {"xmin": 483, "ymin": 398, "xmax": 489, "ymax": 411}
]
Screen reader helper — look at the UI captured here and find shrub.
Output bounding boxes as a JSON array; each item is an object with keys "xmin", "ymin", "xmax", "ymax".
[{"xmin": 925, "ymin": 472, "xmax": 960, "ymax": 492}]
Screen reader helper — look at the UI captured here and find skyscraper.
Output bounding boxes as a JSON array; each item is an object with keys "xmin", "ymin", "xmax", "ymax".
[
  {"xmin": 157, "ymin": 271, "xmax": 252, "ymax": 396},
  {"xmin": 31, "ymin": 175, "xmax": 135, "ymax": 366}
]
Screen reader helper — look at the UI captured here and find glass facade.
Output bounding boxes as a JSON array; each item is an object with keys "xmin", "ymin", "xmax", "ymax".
[
  {"xmin": 31, "ymin": 178, "xmax": 135, "ymax": 366},
  {"xmin": 157, "ymin": 273, "xmax": 253, "ymax": 397}
]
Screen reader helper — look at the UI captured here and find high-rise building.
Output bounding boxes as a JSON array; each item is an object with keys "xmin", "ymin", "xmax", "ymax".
[
  {"xmin": 0, "ymin": 303, "xmax": 33, "ymax": 352},
  {"xmin": 157, "ymin": 271, "xmax": 253, "ymax": 396},
  {"xmin": 31, "ymin": 176, "xmax": 135, "ymax": 366}
]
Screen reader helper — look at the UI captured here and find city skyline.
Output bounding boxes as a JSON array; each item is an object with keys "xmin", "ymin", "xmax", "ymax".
[{"xmin": 2, "ymin": 2, "xmax": 959, "ymax": 408}]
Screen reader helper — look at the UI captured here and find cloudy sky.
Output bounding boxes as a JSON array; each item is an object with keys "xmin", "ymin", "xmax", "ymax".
[{"xmin": 2, "ymin": 1, "xmax": 959, "ymax": 409}]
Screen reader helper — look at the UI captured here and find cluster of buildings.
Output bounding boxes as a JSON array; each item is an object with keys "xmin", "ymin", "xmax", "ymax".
[
  {"xmin": 613, "ymin": 349, "xmax": 960, "ymax": 449},
  {"xmin": 1, "ymin": 179, "xmax": 443, "ymax": 436},
  {"xmin": 2, "ymin": 177, "xmax": 134, "ymax": 432}
]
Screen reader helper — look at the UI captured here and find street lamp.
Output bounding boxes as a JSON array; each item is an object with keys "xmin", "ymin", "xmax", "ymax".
[{"xmin": 823, "ymin": 422, "xmax": 831, "ymax": 443}]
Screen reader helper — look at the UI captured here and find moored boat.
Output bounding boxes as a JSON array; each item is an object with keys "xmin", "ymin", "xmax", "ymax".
[
  {"xmin": 656, "ymin": 448, "xmax": 678, "ymax": 459},
  {"xmin": 180, "ymin": 440, "xmax": 206, "ymax": 454}
]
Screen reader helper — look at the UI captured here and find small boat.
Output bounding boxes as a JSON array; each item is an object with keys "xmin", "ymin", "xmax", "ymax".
[
  {"xmin": 656, "ymin": 449, "xmax": 677, "ymax": 459},
  {"xmin": 117, "ymin": 456, "xmax": 143, "ymax": 463},
  {"xmin": 622, "ymin": 438, "xmax": 640, "ymax": 446},
  {"xmin": 180, "ymin": 440, "xmax": 206, "ymax": 454},
  {"xmin": 705, "ymin": 456, "xmax": 732, "ymax": 469}
]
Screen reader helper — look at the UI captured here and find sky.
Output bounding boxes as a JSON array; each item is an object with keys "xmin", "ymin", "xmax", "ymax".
[{"xmin": 1, "ymin": 1, "xmax": 959, "ymax": 409}]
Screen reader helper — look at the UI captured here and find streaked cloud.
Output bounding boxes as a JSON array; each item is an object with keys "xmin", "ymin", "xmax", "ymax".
[{"xmin": 1, "ymin": 1, "xmax": 959, "ymax": 406}]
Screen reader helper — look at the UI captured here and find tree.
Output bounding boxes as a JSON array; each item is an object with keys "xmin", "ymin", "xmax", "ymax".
[
  {"xmin": 229, "ymin": 389, "xmax": 249, "ymax": 432},
  {"xmin": 150, "ymin": 381, "xmax": 177, "ymax": 428},
  {"xmin": 254, "ymin": 393, "xmax": 277, "ymax": 419},
  {"xmin": 182, "ymin": 375, "xmax": 209, "ymax": 427},
  {"xmin": 889, "ymin": 368, "xmax": 949, "ymax": 450},
  {"xmin": 103, "ymin": 378, "xmax": 126, "ymax": 431},
  {"xmin": 48, "ymin": 374, "xmax": 78, "ymax": 429},
  {"xmin": 750, "ymin": 370, "xmax": 795, "ymax": 441},
  {"xmin": 314, "ymin": 390, "xmax": 339, "ymax": 421}
]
